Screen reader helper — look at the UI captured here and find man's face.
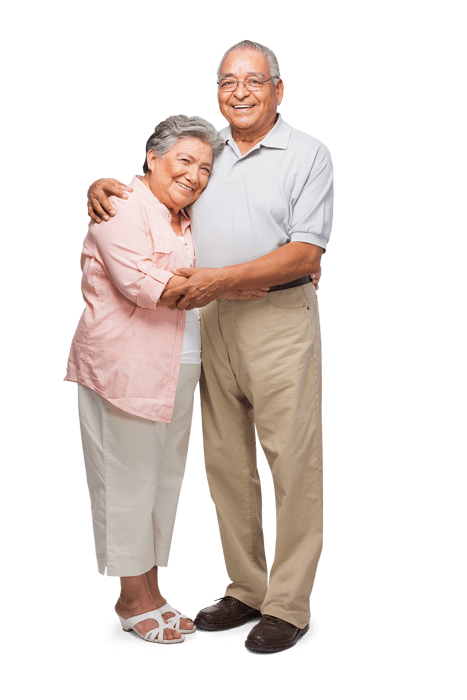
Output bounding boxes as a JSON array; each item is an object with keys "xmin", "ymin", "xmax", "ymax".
[{"xmin": 217, "ymin": 49, "xmax": 283, "ymax": 137}]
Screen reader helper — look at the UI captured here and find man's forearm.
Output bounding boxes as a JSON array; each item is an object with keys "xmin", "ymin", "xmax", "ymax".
[
  {"xmin": 166, "ymin": 242, "xmax": 323, "ymax": 310},
  {"xmin": 219, "ymin": 241, "xmax": 323, "ymax": 292}
]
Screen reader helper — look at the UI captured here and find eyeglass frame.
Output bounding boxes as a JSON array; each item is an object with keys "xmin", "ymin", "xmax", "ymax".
[{"xmin": 217, "ymin": 76, "xmax": 279, "ymax": 92}]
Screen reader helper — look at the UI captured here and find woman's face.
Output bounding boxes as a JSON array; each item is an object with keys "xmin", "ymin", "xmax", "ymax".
[{"xmin": 144, "ymin": 137, "xmax": 213, "ymax": 213}]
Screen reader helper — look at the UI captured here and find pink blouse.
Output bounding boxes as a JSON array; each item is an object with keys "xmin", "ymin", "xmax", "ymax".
[{"xmin": 65, "ymin": 176, "xmax": 195, "ymax": 422}]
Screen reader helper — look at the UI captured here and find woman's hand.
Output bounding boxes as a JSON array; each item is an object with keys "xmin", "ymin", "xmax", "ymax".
[
  {"xmin": 156, "ymin": 275, "xmax": 190, "ymax": 308},
  {"xmin": 87, "ymin": 178, "xmax": 133, "ymax": 223},
  {"xmin": 160, "ymin": 267, "xmax": 226, "ymax": 310}
]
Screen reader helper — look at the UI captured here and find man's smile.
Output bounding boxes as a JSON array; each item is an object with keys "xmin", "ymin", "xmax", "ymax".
[{"xmin": 176, "ymin": 182, "xmax": 194, "ymax": 192}]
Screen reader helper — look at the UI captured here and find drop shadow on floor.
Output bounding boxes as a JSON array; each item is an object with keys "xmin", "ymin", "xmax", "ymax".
[{"xmin": 104, "ymin": 617, "xmax": 319, "ymax": 656}]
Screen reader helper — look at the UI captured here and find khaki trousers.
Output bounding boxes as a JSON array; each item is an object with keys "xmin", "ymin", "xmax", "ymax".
[
  {"xmin": 200, "ymin": 283, "xmax": 323, "ymax": 628},
  {"xmin": 78, "ymin": 363, "xmax": 201, "ymax": 577}
]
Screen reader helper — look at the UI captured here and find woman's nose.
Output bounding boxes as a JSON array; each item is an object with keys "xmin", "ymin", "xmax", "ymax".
[{"xmin": 185, "ymin": 166, "xmax": 199, "ymax": 185}]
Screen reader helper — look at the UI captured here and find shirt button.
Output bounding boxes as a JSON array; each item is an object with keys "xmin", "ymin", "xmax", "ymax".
[{"xmin": 140, "ymin": 263, "xmax": 146, "ymax": 270}]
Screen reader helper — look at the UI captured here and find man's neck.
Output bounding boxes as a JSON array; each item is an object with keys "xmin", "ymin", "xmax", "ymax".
[{"xmin": 231, "ymin": 114, "xmax": 279, "ymax": 156}]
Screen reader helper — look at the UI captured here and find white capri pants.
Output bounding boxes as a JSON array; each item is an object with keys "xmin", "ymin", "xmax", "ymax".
[{"xmin": 78, "ymin": 363, "xmax": 201, "ymax": 577}]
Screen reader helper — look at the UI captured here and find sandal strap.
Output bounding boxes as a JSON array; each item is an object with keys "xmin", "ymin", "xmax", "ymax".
[
  {"xmin": 119, "ymin": 608, "xmax": 182, "ymax": 643},
  {"xmin": 144, "ymin": 626, "xmax": 165, "ymax": 642},
  {"xmin": 124, "ymin": 609, "xmax": 164, "ymax": 629},
  {"xmin": 157, "ymin": 603, "xmax": 188, "ymax": 631},
  {"xmin": 157, "ymin": 603, "xmax": 179, "ymax": 622}
]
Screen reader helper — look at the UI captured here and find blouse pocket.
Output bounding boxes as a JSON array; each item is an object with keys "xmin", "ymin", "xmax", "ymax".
[
  {"xmin": 137, "ymin": 249, "xmax": 173, "ymax": 283},
  {"xmin": 151, "ymin": 243, "xmax": 174, "ymax": 273},
  {"xmin": 152, "ymin": 242, "xmax": 173, "ymax": 256}
]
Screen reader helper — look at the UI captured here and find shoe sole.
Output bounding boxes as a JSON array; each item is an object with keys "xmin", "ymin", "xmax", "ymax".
[{"xmin": 245, "ymin": 623, "xmax": 310, "ymax": 653}]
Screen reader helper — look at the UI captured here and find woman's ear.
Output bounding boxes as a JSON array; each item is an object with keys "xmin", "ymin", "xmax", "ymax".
[{"xmin": 146, "ymin": 150, "xmax": 159, "ymax": 172}]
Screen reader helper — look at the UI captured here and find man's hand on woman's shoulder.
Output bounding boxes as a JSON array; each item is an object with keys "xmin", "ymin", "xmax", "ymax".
[{"xmin": 87, "ymin": 178, "xmax": 133, "ymax": 223}]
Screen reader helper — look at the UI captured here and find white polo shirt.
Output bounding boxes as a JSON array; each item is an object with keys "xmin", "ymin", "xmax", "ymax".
[{"xmin": 188, "ymin": 114, "xmax": 333, "ymax": 268}]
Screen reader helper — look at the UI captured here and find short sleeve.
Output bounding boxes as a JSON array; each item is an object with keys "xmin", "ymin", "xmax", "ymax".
[{"xmin": 289, "ymin": 146, "xmax": 334, "ymax": 251}]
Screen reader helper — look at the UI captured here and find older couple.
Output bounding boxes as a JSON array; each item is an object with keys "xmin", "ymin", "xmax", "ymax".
[{"xmin": 77, "ymin": 39, "xmax": 333, "ymax": 653}]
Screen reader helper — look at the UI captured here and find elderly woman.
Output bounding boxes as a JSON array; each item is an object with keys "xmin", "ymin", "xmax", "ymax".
[{"xmin": 66, "ymin": 115, "xmax": 246, "ymax": 644}]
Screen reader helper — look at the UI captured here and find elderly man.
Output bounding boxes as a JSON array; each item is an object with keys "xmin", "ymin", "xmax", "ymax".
[{"xmin": 87, "ymin": 39, "xmax": 333, "ymax": 653}]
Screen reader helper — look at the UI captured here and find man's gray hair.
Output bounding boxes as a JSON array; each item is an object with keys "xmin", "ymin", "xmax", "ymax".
[
  {"xmin": 217, "ymin": 39, "xmax": 281, "ymax": 85},
  {"xmin": 143, "ymin": 115, "xmax": 224, "ymax": 173}
]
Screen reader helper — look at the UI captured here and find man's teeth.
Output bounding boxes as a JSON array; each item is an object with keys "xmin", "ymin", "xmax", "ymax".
[
  {"xmin": 234, "ymin": 105, "xmax": 253, "ymax": 109},
  {"xmin": 177, "ymin": 183, "xmax": 193, "ymax": 191}
]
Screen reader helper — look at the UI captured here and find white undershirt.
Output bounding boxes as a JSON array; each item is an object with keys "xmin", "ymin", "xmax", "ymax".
[{"xmin": 176, "ymin": 235, "xmax": 201, "ymax": 364}]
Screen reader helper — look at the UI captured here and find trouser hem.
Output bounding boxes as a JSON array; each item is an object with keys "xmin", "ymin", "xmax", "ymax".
[
  {"xmin": 225, "ymin": 586, "xmax": 264, "ymax": 611},
  {"xmin": 260, "ymin": 607, "xmax": 310, "ymax": 630}
]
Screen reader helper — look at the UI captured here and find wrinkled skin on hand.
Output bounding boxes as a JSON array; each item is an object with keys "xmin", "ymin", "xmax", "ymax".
[
  {"xmin": 160, "ymin": 265, "xmax": 322, "ymax": 311},
  {"xmin": 311, "ymin": 266, "xmax": 321, "ymax": 290},
  {"xmin": 87, "ymin": 178, "xmax": 133, "ymax": 223},
  {"xmin": 159, "ymin": 268, "xmax": 229, "ymax": 310}
]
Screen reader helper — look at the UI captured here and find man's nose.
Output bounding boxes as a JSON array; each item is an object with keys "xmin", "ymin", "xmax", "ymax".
[{"xmin": 232, "ymin": 80, "xmax": 250, "ymax": 98}]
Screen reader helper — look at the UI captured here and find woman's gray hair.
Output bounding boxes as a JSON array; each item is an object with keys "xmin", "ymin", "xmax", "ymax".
[
  {"xmin": 143, "ymin": 115, "xmax": 224, "ymax": 173},
  {"xmin": 217, "ymin": 40, "xmax": 281, "ymax": 85}
]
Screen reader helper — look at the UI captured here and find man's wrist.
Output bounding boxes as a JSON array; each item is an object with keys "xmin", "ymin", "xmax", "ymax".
[{"xmin": 217, "ymin": 265, "xmax": 238, "ymax": 293}]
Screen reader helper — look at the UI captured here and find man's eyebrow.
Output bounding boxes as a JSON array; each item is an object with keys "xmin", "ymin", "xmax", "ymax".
[{"xmin": 219, "ymin": 71, "xmax": 267, "ymax": 80}]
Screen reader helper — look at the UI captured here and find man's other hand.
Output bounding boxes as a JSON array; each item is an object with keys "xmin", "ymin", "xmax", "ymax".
[
  {"xmin": 87, "ymin": 179, "xmax": 133, "ymax": 223},
  {"xmin": 311, "ymin": 266, "xmax": 321, "ymax": 290}
]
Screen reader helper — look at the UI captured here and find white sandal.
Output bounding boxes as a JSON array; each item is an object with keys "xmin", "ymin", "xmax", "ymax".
[
  {"xmin": 157, "ymin": 603, "xmax": 197, "ymax": 634},
  {"xmin": 118, "ymin": 608, "xmax": 185, "ymax": 644}
]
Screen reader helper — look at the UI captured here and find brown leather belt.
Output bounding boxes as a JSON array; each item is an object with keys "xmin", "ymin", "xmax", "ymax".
[{"xmin": 267, "ymin": 275, "xmax": 311, "ymax": 293}]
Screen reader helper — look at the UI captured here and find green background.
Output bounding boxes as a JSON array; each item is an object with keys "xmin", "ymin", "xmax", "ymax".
[{"xmin": 1, "ymin": 0, "xmax": 465, "ymax": 698}]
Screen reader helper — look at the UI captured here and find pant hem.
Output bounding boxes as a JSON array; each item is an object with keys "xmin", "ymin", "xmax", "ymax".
[{"xmin": 261, "ymin": 607, "xmax": 310, "ymax": 629}]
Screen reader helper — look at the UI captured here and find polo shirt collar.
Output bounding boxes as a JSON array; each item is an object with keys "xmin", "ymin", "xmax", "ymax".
[{"xmin": 224, "ymin": 113, "xmax": 292, "ymax": 157}]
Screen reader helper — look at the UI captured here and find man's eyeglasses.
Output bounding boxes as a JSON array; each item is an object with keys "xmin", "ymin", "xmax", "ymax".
[{"xmin": 217, "ymin": 77, "xmax": 278, "ymax": 92}]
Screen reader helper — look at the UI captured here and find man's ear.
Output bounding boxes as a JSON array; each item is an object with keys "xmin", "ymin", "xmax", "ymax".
[{"xmin": 276, "ymin": 79, "xmax": 284, "ymax": 106}]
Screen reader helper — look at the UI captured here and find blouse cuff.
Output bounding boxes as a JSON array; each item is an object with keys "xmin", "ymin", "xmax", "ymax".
[{"xmin": 136, "ymin": 259, "xmax": 173, "ymax": 309}]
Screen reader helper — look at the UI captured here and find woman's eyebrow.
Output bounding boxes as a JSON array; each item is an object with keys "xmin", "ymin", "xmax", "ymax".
[{"xmin": 178, "ymin": 152, "xmax": 212, "ymax": 169}]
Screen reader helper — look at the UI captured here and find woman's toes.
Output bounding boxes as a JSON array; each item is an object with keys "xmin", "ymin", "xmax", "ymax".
[
  {"xmin": 164, "ymin": 627, "xmax": 181, "ymax": 640},
  {"xmin": 134, "ymin": 620, "xmax": 159, "ymax": 637},
  {"xmin": 162, "ymin": 611, "xmax": 194, "ymax": 630}
]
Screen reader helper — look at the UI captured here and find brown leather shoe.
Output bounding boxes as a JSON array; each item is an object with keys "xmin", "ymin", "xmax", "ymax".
[
  {"xmin": 245, "ymin": 615, "xmax": 309, "ymax": 653},
  {"xmin": 194, "ymin": 596, "xmax": 262, "ymax": 631}
]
